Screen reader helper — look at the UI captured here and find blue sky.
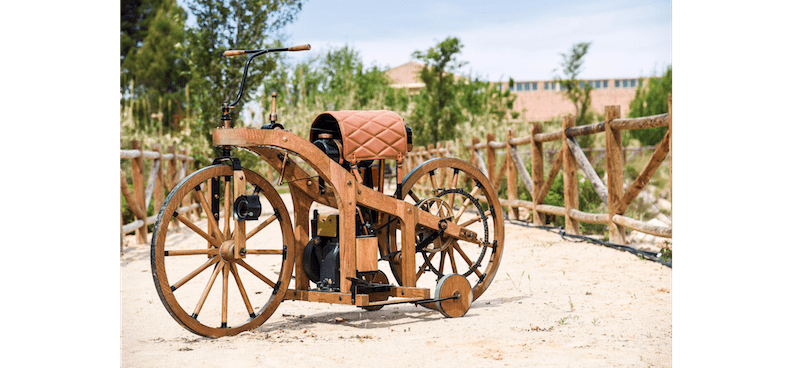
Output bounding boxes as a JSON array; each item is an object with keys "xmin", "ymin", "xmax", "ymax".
[{"xmin": 280, "ymin": 0, "xmax": 671, "ymax": 81}]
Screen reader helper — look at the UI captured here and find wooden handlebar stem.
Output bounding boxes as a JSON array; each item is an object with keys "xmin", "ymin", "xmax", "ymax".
[{"xmin": 288, "ymin": 44, "xmax": 311, "ymax": 51}]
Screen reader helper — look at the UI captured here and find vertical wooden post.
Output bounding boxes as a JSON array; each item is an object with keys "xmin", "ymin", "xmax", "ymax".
[
  {"xmin": 469, "ymin": 137, "xmax": 480, "ymax": 167},
  {"xmin": 506, "ymin": 130, "xmax": 518, "ymax": 220},
  {"xmin": 152, "ymin": 144, "xmax": 164, "ymax": 217},
  {"xmin": 167, "ymin": 145, "xmax": 177, "ymax": 191},
  {"xmin": 605, "ymin": 106, "xmax": 626, "ymax": 243},
  {"xmin": 485, "ymin": 133, "xmax": 496, "ymax": 181},
  {"xmin": 562, "ymin": 116, "xmax": 580, "ymax": 235},
  {"xmin": 668, "ymin": 95, "xmax": 672, "ymax": 206},
  {"xmin": 530, "ymin": 124, "xmax": 545, "ymax": 225},
  {"xmin": 131, "ymin": 140, "xmax": 147, "ymax": 244}
]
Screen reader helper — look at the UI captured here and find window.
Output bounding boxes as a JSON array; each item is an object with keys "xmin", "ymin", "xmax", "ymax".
[
  {"xmin": 603, "ymin": 80, "xmax": 608, "ymax": 88},
  {"xmin": 544, "ymin": 82, "xmax": 550, "ymax": 90},
  {"xmin": 615, "ymin": 80, "xmax": 620, "ymax": 88},
  {"xmin": 595, "ymin": 80, "xmax": 601, "ymax": 89},
  {"xmin": 509, "ymin": 85, "xmax": 514, "ymax": 91},
  {"xmin": 516, "ymin": 83, "xmax": 523, "ymax": 91},
  {"xmin": 630, "ymin": 79, "xmax": 636, "ymax": 87},
  {"xmin": 532, "ymin": 82, "xmax": 538, "ymax": 90}
]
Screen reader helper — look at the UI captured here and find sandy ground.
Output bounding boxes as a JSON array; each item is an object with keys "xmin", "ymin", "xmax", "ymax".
[{"xmin": 121, "ymin": 194, "xmax": 671, "ymax": 368}]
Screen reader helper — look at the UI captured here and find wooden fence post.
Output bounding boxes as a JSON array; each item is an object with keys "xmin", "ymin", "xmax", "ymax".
[
  {"xmin": 152, "ymin": 144, "xmax": 164, "ymax": 217},
  {"xmin": 562, "ymin": 116, "xmax": 580, "ymax": 235},
  {"xmin": 605, "ymin": 106, "xmax": 626, "ymax": 243},
  {"xmin": 167, "ymin": 145, "xmax": 179, "ymax": 228},
  {"xmin": 506, "ymin": 130, "xmax": 518, "ymax": 220},
  {"xmin": 131, "ymin": 140, "xmax": 147, "ymax": 244},
  {"xmin": 485, "ymin": 133, "xmax": 496, "ymax": 181},
  {"xmin": 530, "ymin": 123, "xmax": 544, "ymax": 225}
]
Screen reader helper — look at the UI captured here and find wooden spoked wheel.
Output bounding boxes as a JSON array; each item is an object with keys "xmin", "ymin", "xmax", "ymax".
[
  {"xmin": 385, "ymin": 158, "xmax": 504, "ymax": 306},
  {"xmin": 435, "ymin": 273, "xmax": 472, "ymax": 318},
  {"xmin": 151, "ymin": 165, "xmax": 295, "ymax": 337}
]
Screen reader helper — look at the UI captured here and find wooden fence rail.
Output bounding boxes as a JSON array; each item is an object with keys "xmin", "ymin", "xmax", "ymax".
[
  {"xmin": 406, "ymin": 97, "xmax": 672, "ymax": 245},
  {"xmin": 120, "ymin": 140, "xmax": 198, "ymax": 252}
]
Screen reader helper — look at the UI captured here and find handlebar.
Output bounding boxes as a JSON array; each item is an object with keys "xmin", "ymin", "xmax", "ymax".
[{"xmin": 224, "ymin": 44, "xmax": 311, "ymax": 107}]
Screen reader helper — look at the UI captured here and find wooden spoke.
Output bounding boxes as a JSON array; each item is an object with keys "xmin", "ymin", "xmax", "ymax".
[
  {"xmin": 408, "ymin": 190, "xmax": 420, "ymax": 203},
  {"xmin": 229, "ymin": 262, "xmax": 255, "ymax": 317},
  {"xmin": 166, "ymin": 249, "xmax": 219, "ymax": 256},
  {"xmin": 192, "ymin": 260, "xmax": 223, "ymax": 317},
  {"xmin": 174, "ymin": 213, "xmax": 223, "ymax": 248},
  {"xmin": 193, "ymin": 186, "xmax": 222, "ymax": 240},
  {"xmin": 458, "ymin": 210, "xmax": 491, "ymax": 228},
  {"xmin": 244, "ymin": 249, "xmax": 283, "ymax": 255},
  {"xmin": 453, "ymin": 242, "xmax": 483, "ymax": 277},
  {"xmin": 236, "ymin": 259, "xmax": 276, "ymax": 288},
  {"xmin": 447, "ymin": 170, "xmax": 460, "ymax": 206},
  {"xmin": 223, "ymin": 177, "xmax": 232, "ymax": 238},
  {"xmin": 454, "ymin": 185, "xmax": 482, "ymax": 223},
  {"xmin": 171, "ymin": 257, "xmax": 219, "ymax": 291},
  {"xmin": 416, "ymin": 251, "xmax": 437, "ymax": 280},
  {"xmin": 429, "ymin": 171, "xmax": 438, "ymax": 193},
  {"xmin": 221, "ymin": 262, "xmax": 229, "ymax": 327},
  {"xmin": 438, "ymin": 249, "xmax": 446, "ymax": 275},
  {"xmin": 448, "ymin": 245, "xmax": 458, "ymax": 274},
  {"xmin": 246, "ymin": 214, "xmax": 278, "ymax": 240}
]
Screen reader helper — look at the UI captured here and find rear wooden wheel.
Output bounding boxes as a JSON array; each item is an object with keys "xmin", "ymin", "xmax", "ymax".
[
  {"xmin": 151, "ymin": 165, "xmax": 295, "ymax": 337},
  {"xmin": 385, "ymin": 158, "xmax": 504, "ymax": 305}
]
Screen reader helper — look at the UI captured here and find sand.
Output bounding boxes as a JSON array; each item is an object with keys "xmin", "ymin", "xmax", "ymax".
[{"xmin": 121, "ymin": 195, "xmax": 671, "ymax": 367}]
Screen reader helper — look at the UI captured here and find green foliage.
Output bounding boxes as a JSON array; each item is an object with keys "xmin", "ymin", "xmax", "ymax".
[
  {"xmin": 183, "ymin": 0, "xmax": 303, "ymax": 145},
  {"xmin": 409, "ymin": 37, "xmax": 514, "ymax": 146},
  {"xmin": 628, "ymin": 66, "xmax": 672, "ymax": 146},
  {"xmin": 554, "ymin": 42, "xmax": 596, "ymax": 148}
]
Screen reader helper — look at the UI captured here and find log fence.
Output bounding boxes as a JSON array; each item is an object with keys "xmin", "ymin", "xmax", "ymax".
[
  {"xmin": 120, "ymin": 140, "xmax": 199, "ymax": 251},
  {"xmin": 406, "ymin": 98, "xmax": 672, "ymax": 245}
]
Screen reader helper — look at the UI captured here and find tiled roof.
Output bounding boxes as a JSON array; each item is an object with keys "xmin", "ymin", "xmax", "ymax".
[{"xmin": 386, "ymin": 61, "xmax": 425, "ymax": 87}]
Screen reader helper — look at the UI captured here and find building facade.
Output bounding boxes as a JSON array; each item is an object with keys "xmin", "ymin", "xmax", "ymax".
[{"xmin": 386, "ymin": 61, "xmax": 648, "ymax": 123}]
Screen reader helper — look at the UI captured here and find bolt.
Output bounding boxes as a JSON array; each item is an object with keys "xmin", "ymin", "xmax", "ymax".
[
  {"xmin": 347, "ymin": 180, "xmax": 352, "ymax": 186},
  {"xmin": 307, "ymin": 180, "xmax": 313, "ymax": 186}
]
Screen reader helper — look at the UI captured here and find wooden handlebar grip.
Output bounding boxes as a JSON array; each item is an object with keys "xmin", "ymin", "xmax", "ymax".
[
  {"xmin": 224, "ymin": 50, "xmax": 246, "ymax": 57},
  {"xmin": 288, "ymin": 44, "xmax": 311, "ymax": 51}
]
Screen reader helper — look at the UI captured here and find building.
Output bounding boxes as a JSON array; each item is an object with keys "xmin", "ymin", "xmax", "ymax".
[
  {"xmin": 497, "ymin": 79, "xmax": 644, "ymax": 122},
  {"xmin": 386, "ymin": 61, "xmax": 647, "ymax": 123}
]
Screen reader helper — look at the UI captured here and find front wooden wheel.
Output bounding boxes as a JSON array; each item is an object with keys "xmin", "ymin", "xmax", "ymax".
[
  {"xmin": 385, "ymin": 158, "xmax": 504, "ymax": 305},
  {"xmin": 151, "ymin": 165, "xmax": 295, "ymax": 337}
]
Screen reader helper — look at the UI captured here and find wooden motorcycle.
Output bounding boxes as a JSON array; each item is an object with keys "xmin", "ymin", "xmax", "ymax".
[{"xmin": 150, "ymin": 44, "xmax": 505, "ymax": 337}]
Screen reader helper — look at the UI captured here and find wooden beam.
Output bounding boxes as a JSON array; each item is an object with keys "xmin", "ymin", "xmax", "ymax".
[
  {"xmin": 566, "ymin": 137, "xmax": 608, "ymax": 205},
  {"xmin": 535, "ymin": 152, "xmax": 562, "ymax": 204},
  {"xmin": 530, "ymin": 123, "xmax": 545, "ymax": 225},
  {"xmin": 562, "ymin": 116, "xmax": 580, "ymax": 235},
  {"xmin": 605, "ymin": 106, "xmax": 626, "ymax": 244},
  {"xmin": 615, "ymin": 129, "xmax": 671, "ymax": 214},
  {"xmin": 509, "ymin": 146, "xmax": 533, "ymax": 194},
  {"xmin": 505, "ymin": 130, "xmax": 518, "ymax": 219},
  {"xmin": 612, "ymin": 214, "xmax": 672, "ymax": 238},
  {"xmin": 610, "ymin": 113, "xmax": 669, "ymax": 131},
  {"xmin": 131, "ymin": 140, "xmax": 147, "ymax": 244}
]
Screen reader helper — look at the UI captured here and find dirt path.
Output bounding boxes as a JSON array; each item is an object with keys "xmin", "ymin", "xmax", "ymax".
[{"xmin": 121, "ymin": 200, "xmax": 671, "ymax": 367}]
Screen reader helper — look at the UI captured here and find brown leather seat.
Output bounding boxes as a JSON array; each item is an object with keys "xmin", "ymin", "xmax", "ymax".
[{"xmin": 310, "ymin": 110, "xmax": 407, "ymax": 165}]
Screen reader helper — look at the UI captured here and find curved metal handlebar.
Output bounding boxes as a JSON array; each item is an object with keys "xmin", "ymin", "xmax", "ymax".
[{"xmin": 225, "ymin": 44, "xmax": 311, "ymax": 107}]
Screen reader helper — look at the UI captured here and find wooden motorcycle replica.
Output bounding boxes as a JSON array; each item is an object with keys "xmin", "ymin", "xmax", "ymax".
[{"xmin": 150, "ymin": 44, "xmax": 505, "ymax": 337}]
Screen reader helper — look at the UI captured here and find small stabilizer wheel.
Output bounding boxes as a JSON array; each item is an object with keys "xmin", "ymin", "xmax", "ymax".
[
  {"xmin": 435, "ymin": 273, "xmax": 472, "ymax": 318},
  {"xmin": 360, "ymin": 271, "xmax": 389, "ymax": 311}
]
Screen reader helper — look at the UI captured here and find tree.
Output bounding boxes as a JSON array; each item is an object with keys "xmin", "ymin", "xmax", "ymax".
[
  {"xmin": 184, "ymin": 0, "xmax": 303, "ymax": 140},
  {"xmin": 121, "ymin": 0, "xmax": 189, "ymax": 133},
  {"xmin": 410, "ymin": 37, "xmax": 468, "ymax": 145},
  {"xmin": 554, "ymin": 42, "xmax": 595, "ymax": 146},
  {"xmin": 628, "ymin": 66, "xmax": 672, "ymax": 146}
]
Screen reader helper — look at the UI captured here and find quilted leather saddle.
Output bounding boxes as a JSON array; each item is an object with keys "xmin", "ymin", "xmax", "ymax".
[{"xmin": 310, "ymin": 110, "xmax": 408, "ymax": 165}]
